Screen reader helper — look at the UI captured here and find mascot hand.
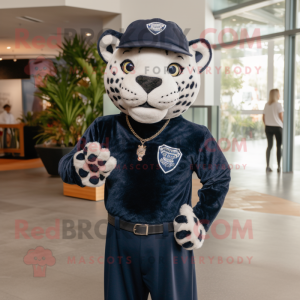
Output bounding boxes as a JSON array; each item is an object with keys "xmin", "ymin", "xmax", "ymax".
[
  {"xmin": 174, "ymin": 204, "xmax": 206, "ymax": 250},
  {"xmin": 73, "ymin": 142, "xmax": 117, "ymax": 187}
]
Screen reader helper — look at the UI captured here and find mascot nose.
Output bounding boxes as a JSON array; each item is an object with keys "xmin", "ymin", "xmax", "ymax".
[{"xmin": 136, "ymin": 75, "xmax": 162, "ymax": 94}]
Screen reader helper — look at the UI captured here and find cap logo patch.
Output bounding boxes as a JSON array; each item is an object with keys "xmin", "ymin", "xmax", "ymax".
[{"xmin": 146, "ymin": 22, "xmax": 167, "ymax": 35}]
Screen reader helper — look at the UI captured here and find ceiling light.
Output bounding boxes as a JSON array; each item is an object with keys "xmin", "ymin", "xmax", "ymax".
[
  {"xmin": 0, "ymin": 58, "xmax": 2, "ymax": 61},
  {"xmin": 277, "ymin": 3, "xmax": 280, "ymax": 5},
  {"xmin": 232, "ymin": 18, "xmax": 236, "ymax": 21},
  {"xmin": 86, "ymin": 33, "xmax": 92, "ymax": 36},
  {"xmin": 7, "ymin": 46, "xmax": 11, "ymax": 49},
  {"xmin": 17, "ymin": 16, "xmax": 43, "ymax": 23},
  {"xmin": 13, "ymin": 58, "xmax": 17, "ymax": 62}
]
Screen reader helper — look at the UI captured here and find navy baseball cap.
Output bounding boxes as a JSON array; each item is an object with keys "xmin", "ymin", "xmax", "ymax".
[{"xmin": 117, "ymin": 18, "xmax": 192, "ymax": 57}]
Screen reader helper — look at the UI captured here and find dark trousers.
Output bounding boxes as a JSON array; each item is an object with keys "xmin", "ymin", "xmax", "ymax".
[
  {"xmin": 104, "ymin": 221, "xmax": 198, "ymax": 300},
  {"xmin": 265, "ymin": 125, "xmax": 282, "ymax": 167}
]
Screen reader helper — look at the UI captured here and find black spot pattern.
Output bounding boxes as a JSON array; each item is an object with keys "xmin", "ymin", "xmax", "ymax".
[
  {"xmin": 110, "ymin": 78, "xmax": 114, "ymax": 84},
  {"xmin": 107, "ymin": 78, "xmax": 109, "ymax": 84},
  {"xmin": 106, "ymin": 89, "xmax": 110, "ymax": 95},
  {"xmin": 186, "ymin": 102, "xmax": 191, "ymax": 106},
  {"xmin": 109, "ymin": 65, "xmax": 112, "ymax": 70},
  {"xmin": 110, "ymin": 87, "xmax": 115, "ymax": 93},
  {"xmin": 116, "ymin": 79, "xmax": 119, "ymax": 83},
  {"xmin": 182, "ymin": 81, "xmax": 185, "ymax": 84},
  {"xmin": 189, "ymin": 75, "xmax": 193, "ymax": 79},
  {"xmin": 115, "ymin": 88, "xmax": 120, "ymax": 93},
  {"xmin": 176, "ymin": 101, "xmax": 181, "ymax": 105},
  {"xmin": 186, "ymin": 84, "xmax": 189, "ymax": 89},
  {"xmin": 179, "ymin": 95, "xmax": 184, "ymax": 99},
  {"xmin": 119, "ymin": 105, "xmax": 125, "ymax": 110},
  {"xmin": 198, "ymin": 230, "xmax": 203, "ymax": 242},
  {"xmin": 178, "ymin": 86, "xmax": 181, "ymax": 91},
  {"xmin": 176, "ymin": 230, "xmax": 191, "ymax": 239},
  {"xmin": 79, "ymin": 168, "xmax": 89, "ymax": 178},
  {"xmin": 117, "ymin": 96, "xmax": 121, "ymax": 99},
  {"xmin": 185, "ymin": 94, "xmax": 189, "ymax": 98},
  {"xmin": 195, "ymin": 83, "xmax": 198, "ymax": 88},
  {"xmin": 173, "ymin": 110, "xmax": 180, "ymax": 113},
  {"xmin": 89, "ymin": 176, "xmax": 99, "ymax": 185},
  {"xmin": 83, "ymin": 146, "xmax": 88, "ymax": 156},
  {"xmin": 113, "ymin": 96, "xmax": 117, "ymax": 101},
  {"xmin": 88, "ymin": 154, "xmax": 97, "ymax": 162},
  {"xmin": 191, "ymin": 92, "xmax": 194, "ymax": 97},
  {"xmin": 190, "ymin": 82, "xmax": 195, "ymax": 89},
  {"xmin": 88, "ymin": 164, "xmax": 99, "ymax": 172},
  {"xmin": 76, "ymin": 153, "xmax": 85, "ymax": 160},
  {"xmin": 182, "ymin": 241, "xmax": 194, "ymax": 249},
  {"xmin": 175, "ymin": 215, "xmax": 188, "ymax": 223},
  {"xmin": 100, "ymin": 174, "xmax": 105, "ymax": 181},
  {"xmin": 182, "ymin": 101, "xmax": 187, "ymax": 105},
  {"xmin": 112, "ymin": 71, "xmax": 116, "ymax": 76}
]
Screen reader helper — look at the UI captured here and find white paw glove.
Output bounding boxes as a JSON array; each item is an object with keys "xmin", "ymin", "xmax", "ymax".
[
  {"xmin": 73, "ymin": 142, "xmax": 117, "ymax": 187},
  {"xmin": 174, "ymin": 204, "xmax": 206, "ymax": 250}
]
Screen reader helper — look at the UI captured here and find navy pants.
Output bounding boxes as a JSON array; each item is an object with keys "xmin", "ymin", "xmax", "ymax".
[{"xmin": 104, "ymin": 219, "xmax": 198, "ymax": 300}]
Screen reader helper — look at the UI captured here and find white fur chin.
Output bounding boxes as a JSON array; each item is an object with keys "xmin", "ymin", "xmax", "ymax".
[{"xmin": 129, "ymin": 107, "xmax": 168, "ymax": 123}]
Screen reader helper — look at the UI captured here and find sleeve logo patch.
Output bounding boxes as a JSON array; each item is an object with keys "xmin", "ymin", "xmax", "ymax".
[
  {"xmin": 158, "ymin": 144, "xmax": 182, "ymax": 174},
  {"xmin": 146, "ymin": 22, "xmax": 167, "ymax": 35}
]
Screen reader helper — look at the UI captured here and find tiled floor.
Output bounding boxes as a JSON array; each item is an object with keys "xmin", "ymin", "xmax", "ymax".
[{"xmin": 0, "ymin": 167, "xmax": 300, "ymax": 300}]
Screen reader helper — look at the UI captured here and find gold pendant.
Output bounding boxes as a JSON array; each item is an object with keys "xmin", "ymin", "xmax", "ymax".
[{"xmin": 137, "ymin": 144, "xmax": 146, "ymax": 161}]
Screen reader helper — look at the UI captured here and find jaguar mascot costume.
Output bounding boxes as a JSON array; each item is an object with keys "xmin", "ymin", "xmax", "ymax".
[{"xmin": 59, "ymin": 18, "xmax": 231, "ymax": 300}]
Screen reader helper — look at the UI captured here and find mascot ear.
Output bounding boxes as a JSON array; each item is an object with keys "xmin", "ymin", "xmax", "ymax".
[
  {"xmin": 189, "ymin": 39, "xmax": 212, "ymax": 73},
  {"xmin": 97, "ymin": 29, "xmax": 123, "ymax": 64}
]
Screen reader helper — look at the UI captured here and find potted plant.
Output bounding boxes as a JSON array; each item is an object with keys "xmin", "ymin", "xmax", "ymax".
[
  {"xmin": 18, "ymin": 111, "xmax": 41, "ymax": 159},
  {"xmin": 34, "ymin": 35, "xmax": 106, "ymax": 176}
]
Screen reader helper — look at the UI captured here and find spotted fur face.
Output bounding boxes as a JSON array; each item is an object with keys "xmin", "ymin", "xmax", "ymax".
[{"xmin": 98, "ymin": 31, "xmax": 212, "ymax": 124}]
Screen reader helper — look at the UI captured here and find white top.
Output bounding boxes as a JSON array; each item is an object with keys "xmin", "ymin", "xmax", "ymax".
[
  {"xmin": 263, "ymin": 102, "xmax": 283, "ymax": 128},
  {"xmin": 0, "ymin": 111, "xmax": 16, "ymax": 124}
]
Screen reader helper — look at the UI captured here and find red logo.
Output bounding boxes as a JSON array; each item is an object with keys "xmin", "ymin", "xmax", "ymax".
[{"xmin": 23, "ymin": 246, "xmax": 56, "ymax": 277}]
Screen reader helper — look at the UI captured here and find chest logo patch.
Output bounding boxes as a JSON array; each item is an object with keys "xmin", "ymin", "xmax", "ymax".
[
  {"xmin": 146, "ymin": 22, "xmax": 167, "ymax": 35},
  {"xmin": 158, "ymin": 144, "xmax": 182, "ymax": 174}
]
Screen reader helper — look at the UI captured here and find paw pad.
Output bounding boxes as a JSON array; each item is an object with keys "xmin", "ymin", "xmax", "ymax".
[
  {"xmin": 88, "ymin": 164, "xmax": 99, "ymax": 172},
  {"xmin": 88, "ymin": 154, "xmax": 98, "ymax": 162}
]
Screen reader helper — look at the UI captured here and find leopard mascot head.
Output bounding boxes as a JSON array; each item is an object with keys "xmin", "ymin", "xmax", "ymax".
[{"xmin": 98, "ymin": 18, "xmax": 212, "ymax": 124}]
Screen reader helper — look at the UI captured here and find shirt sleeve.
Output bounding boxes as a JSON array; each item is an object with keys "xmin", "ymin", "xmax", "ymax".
[
  {"xmin": 278, "ymin": 103, "xmax": 283, "ymax": 113},
  {"xmin": 58, "ymin": 119, "xmax": 99, "ymax": 187},
  {"xmin": 193, "ymin": 128, "xmax": 231, "ymax": 232}
]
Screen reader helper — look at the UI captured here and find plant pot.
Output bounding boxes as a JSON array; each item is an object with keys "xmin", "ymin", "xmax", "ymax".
[
  {"xmin": 35, "ymin": 144, "xmax": 73, "ymax": 176},
  {"xmin": 24, "ymin": 126, "xmax": 40, "ymax": 159},
  {"xmin": 63, "ymin": 183, "xmax": 104, "ymax": 201}
]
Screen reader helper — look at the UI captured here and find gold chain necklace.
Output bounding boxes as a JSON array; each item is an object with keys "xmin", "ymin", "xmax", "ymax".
[{"xmin": 126, "ymin": 114, "xmax": 170, "ymax": 161}]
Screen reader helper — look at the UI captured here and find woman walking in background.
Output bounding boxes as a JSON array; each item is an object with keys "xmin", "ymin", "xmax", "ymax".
[{"xmin": 263, "ymin": 89, "xmax": 283, "ymax": 172}]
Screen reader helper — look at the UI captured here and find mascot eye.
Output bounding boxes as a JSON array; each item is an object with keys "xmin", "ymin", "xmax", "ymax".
[
  {"xmin": 121, "ymin": 60, "xmax": 134, "ymax": 74},
  {"xmin": 168, "ymin": 63, "xmax": 183, "ymax": 77}
]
